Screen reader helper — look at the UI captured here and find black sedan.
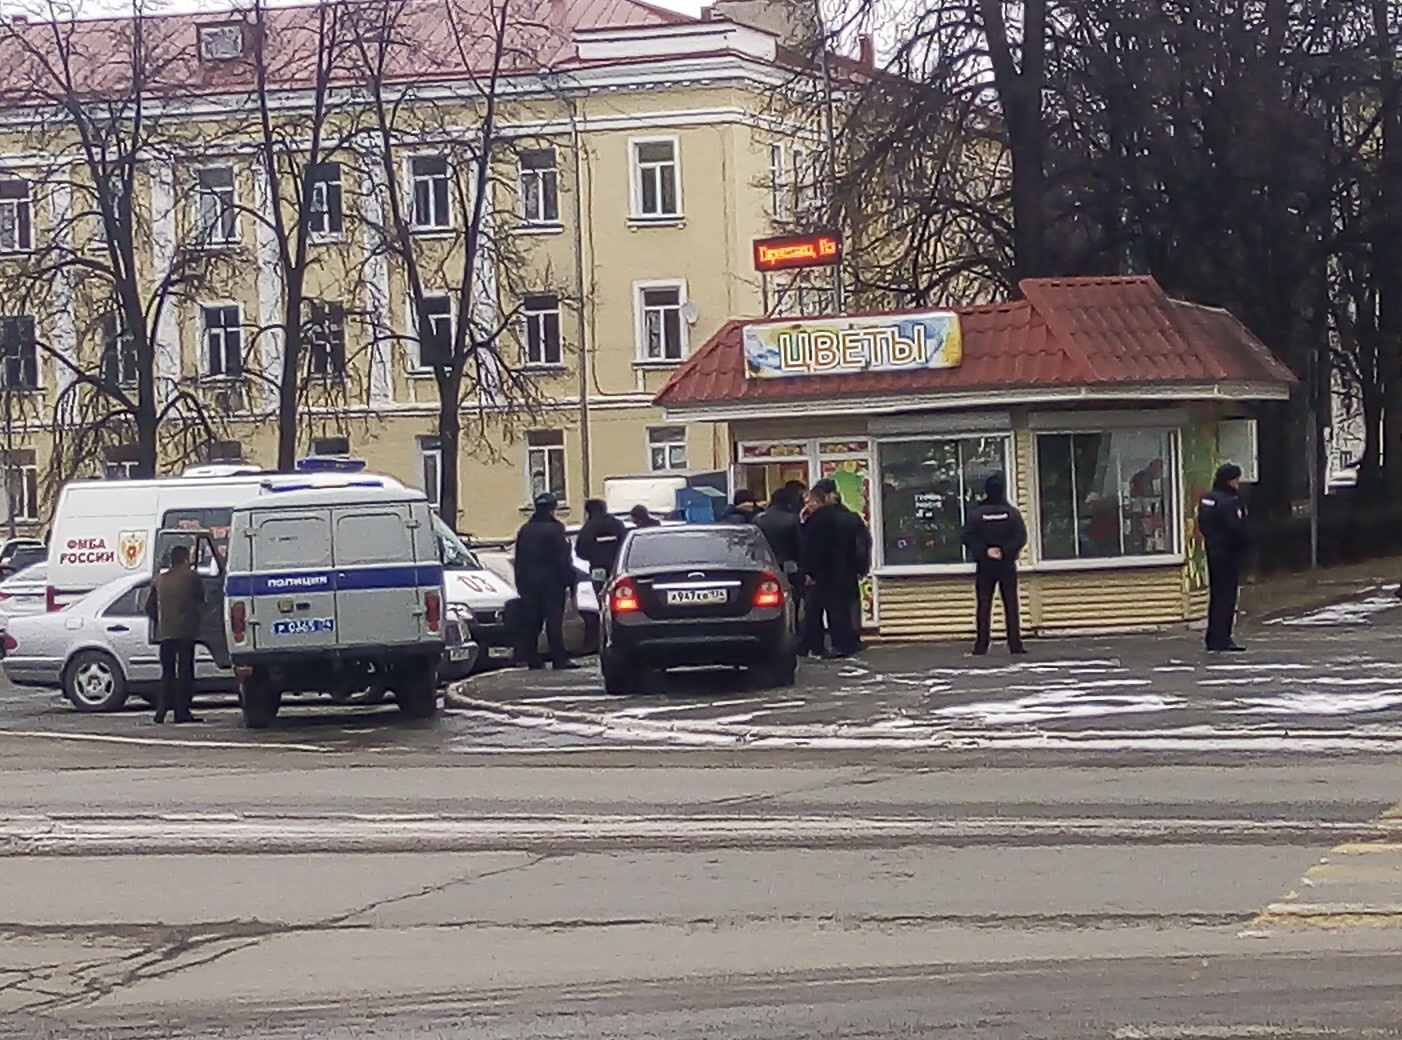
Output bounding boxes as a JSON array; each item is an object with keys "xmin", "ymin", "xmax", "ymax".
[{"xmin": 600, "ymin": 524, "xmax": 798, "ymax": 696}]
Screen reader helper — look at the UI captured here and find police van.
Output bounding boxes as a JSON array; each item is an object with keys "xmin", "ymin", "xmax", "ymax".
[{"xmin": 206, "ymin": 481, "xmax": 449, "ymax": 729}]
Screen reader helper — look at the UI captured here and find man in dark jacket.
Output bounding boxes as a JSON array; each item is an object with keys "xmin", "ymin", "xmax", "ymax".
[
  {"xmin": 145, "ymin": 544, "xmax": 205, "ymax": 724},
  {"xmin": 629, "ymin": 504, "xmax": 660, "ymax": 528},
  {"xmin": 962, "ymin": 473, "xmax": 1028, "ymax": 657},
  {"xmin": 575, "ymin": 498, "xmax": 628, "ymax": 598},
  {"xmin": 513, "ymin": 492, "xmax": 578, "ymax": 670},
  {"xmin": 799, "ymin": 479, "xmax": 866, "ymax": 658},
  {"xmin": 721, "ymin": 490, "xmax": 759, "ymax": 524},
  {"xmin": 1198, "ymin": 463, "xmax": 1248, "ymax": 652},
  {"xmin": 756, "ymin": 488, "xmax": 802, "ymax": 627}
]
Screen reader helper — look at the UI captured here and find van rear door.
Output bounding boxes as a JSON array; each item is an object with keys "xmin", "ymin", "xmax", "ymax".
[
  {"xmin": 244, "ymin": 508, "xmax": 336, "ymax": 654},
  {"xmin": 332, "ymin": 504, "xmax": 422, "ymax": 647}
]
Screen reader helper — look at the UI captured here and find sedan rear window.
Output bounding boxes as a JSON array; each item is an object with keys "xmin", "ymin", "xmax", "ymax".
[{"xmin": 623, "ymin": 528, "xmax": 771, "ymax": 570}]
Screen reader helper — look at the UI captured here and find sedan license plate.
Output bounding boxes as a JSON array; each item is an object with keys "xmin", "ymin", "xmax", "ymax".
[
  {"xmin": 447, "ymin": 645, "xmax": 473, "ymax": 662},
  {"xmin": 666, "ymin": 588, "xmax": 728, "ymax": 607}
]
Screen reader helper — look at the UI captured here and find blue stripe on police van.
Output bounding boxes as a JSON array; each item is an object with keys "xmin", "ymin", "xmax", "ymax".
[{"xmin": 225, "ymin": 564, "xmax": 444, "ymax": 597}]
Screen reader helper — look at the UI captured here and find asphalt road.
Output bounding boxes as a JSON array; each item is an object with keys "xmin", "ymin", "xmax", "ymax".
[{"xmin": 3, "ymin": 592, "xmax": 1402, "ymax": 1038}]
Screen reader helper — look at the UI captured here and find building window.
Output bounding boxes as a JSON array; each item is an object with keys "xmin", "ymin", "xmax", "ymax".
[
  {"xmin": 879, "ymin": 437, "xmax": 1010, "ymax": 567},
  {"xmin": 792, "ymin": 147, "xmax": 823, "ymax": 222},
  {"xmin": 769, "ymin": 143, "xmax": 790, "ymax": 222},
  {"xmin": 523, "ymin": 293, "xmax": 561, "ymax": 367},
  {"xmin": 648, "ymin": 426, "xmax": 687, "ymax": 472},
  {"xmin": 3, "ymin": 453, "xmax": 38, "ymax": 523},
  {"xmin": 303, "ymin": 299, "xmax": 346, "ymax": 379},
  {"xmin": 631, "ymin": 139, "xmax": 680, "ymax": 219},
  {"xmin": 1035, "ymin": 429, "xmax": 1176, "ymax": 560},
  {"xmin": 637, "ymin": 284, "xmax": 685, "ymax": 363},
  {"xmin": 204, "ymin": 439, "xmax": 243, "ymax": 462},
  {"xmin": 419, "ymin": 438, "xmax": 442, "ymax": 509},
  {"xmin": 310, "ymin": 435, "xmax": 350, "ymax": 456},
  {"xmin": 198, "ymin": 22, "xmax": 244, "ymax": 61},
  {"xmin": 201, "ymin": 304, "xmax": 242, "ymax": 378},
  {"xmin": 194, "ymin": 166, "xmax": 238, "ymax": 246},
  {"xmin": 519, "ymin": 148, "xmax": 559, "ymax": 225},
  {"xmin": 0, "ymin": 178, "xmax": 32, "ymax": 253},
  {"xmin": 306, "ymin": 162, "xmax": 343, "ymax": 237},
  {"xmin": 410, "ymin": 155, "xmax": 451, "ymax": 230},
  {"xmin": 413, "ymin": 294, "xmax": 453, "ymax": 369},
  {"xmin": 526, "ymin": 430, "xmax": 566, "ymax": 503},
  {"xmin": 100, "ymin": 311, "xmax": 138, "ymax": 387},
  {"xmin": 0, "ymin": 316, "xmax": 37, "ymax": 391}
]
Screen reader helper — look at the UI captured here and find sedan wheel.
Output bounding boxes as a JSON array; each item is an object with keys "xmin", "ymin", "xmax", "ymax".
[{"xmin": 64, "ymin": 650, "xmax": 129, "ymax": 713}]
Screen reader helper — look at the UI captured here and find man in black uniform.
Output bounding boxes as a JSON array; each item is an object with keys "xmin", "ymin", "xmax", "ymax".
[
  {"xmin": 1197, "ymin": 463, "xmax": 1248, "ymax": 652},
  {"xmin": 512, "ymin": 492, "xmax": 579, "ymax": 670},
  {"xmin": 799, "ymin": 479, "xmax": 865, "ymax": 658},
  {"xmin": 576, "ymin": 498, "xmax": 628, "ymax": 599},
  {"xmin": 962, "ymin": 473, "xmax": 1028, "ymax": 656}
]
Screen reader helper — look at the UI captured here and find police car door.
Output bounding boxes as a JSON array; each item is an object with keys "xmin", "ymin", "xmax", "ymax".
[
  {"xmin": 247, "ymin": 507, "xmax": 336, "ymax": 652},
  {"xmin": 331, "ymin": 503, "xmax": 421, "ymax": 647},
  {"xmin": 150, "ymin": 528, "xmax": 230, "ymax": 668}
]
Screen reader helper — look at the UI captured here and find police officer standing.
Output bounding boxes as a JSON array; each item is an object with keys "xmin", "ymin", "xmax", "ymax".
[
  {"xmin": 576, "ymin": 498, "xmax": 627, "ymax": 599},
  {"xmin": 144, "ymin": 543, "xmax": 206, "ymax": 724},
  {"xmin": 799, "ymin": 479, "xmax": 866, "ymax": 658},
  {"xmin": 1197, "ymin": 463, "xmax": 1248, "ymax": 653},
  {"xmin": 512, "ymin": 492, "xmax": 579, "ymax": 670},
  {"xmin": 962, "ymin": 473, "xmax": 1027, "ymax": 657}
]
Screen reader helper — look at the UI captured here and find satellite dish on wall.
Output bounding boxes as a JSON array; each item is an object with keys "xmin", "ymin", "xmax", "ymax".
[{"xmin": 681, "ymin": 301, "xmax": 699, "ymax": 325}]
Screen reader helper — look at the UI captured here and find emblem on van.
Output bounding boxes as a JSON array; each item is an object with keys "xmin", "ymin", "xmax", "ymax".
[{"xmin": 117, "ymin": 530, "xmax": 149, "ymax": 571}]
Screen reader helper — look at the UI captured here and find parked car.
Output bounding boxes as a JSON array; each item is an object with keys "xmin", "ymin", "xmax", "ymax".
[
  {"xmin": 471, "ymin": 543, "xmax": 600, "ymax": 663},
  {"xmin": 0, "ymin": 561, "xmax": 48, "ymax": 637},
  {"xmin": 599, "ymin": 523, "xmax": 798, "ymax": 696},
  {"xmin": 0, "ymin": 539, "xmax": 44, "ymax": 581},
  {"xmin": 2, "ymin": 572, "xmax": 237, "ymax": 712}
]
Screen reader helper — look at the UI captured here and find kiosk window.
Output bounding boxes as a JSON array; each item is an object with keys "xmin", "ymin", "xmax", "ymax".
[{"xmin": 878, "ymin": 436, "xmax": 1009, "ymax": 567}]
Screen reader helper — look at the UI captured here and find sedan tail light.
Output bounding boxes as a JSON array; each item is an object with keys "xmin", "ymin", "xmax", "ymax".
[
  {"xmin": 754, "ymin": 572, "xmax": 784, "ymax": 609},
  {"xmin": 2, "ymin": 633, "xmax": 16, "ymax": 653},
  {"xmin": 611, "ymin": 578, "xmax": 640, "ymax": 614},
  {"xmin": 425, "ymin": 590, "xmax": 442, "ymax": 633},
  {"xmin": 230, "ymin": 601, "xmax": 248, "ymax": 644}
]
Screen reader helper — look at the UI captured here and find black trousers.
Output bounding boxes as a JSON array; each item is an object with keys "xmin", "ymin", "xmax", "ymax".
[
  {"xmin": 802, "ymin": 580, "xmax": 860, "ymax": 656},
  {"xmin": 1205, "ymin": 550, "xmax": 1241, "ymax": 649},
  {"xmin": 974, "ymin": 562, "xmax": 1023, "ymax": 652},
  {"xmin": 157, "ymin": 639, "xmax": 196, "ymax": 720},
  {"xmin": 517, "ymin": 584, "xmax": 568, "ymax": 666}
]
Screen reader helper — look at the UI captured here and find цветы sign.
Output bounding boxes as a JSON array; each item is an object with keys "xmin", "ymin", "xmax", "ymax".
[{"xmin": 742, "ymin": 312, "xmax": 963, "ymax": 378}]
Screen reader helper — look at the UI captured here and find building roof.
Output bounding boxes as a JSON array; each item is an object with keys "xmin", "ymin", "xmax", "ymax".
[
  {"xmin": 0, "ymin": 0, "xmax": 693, "ymax": 103},
  {"xmin": 655, "ymin": 276, "xmax": 1298, "ymax": 418}
]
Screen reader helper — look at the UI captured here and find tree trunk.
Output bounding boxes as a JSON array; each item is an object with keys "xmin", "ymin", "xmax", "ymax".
[{"xmin": 436, "ymin": 376, "xmax": 461, "ymax": 530}]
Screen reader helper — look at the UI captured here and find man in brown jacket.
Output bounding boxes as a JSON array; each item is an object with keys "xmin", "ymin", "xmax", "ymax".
[{"xmin": 145, "ymin": 544, "xmax": 206, "ymax": 724}]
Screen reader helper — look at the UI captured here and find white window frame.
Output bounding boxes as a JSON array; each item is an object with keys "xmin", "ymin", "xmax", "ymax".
[
  {"xmin": 4, "ymin": 460, "xmax": 38, "ymax": 523},
  {"xmin": 525, "ymin": 430, "xmax": 567, "ymax": 505},
  {"xmin": 306, "ymin": 161, "xmax": 343, "ymax": 239},
  {"xmin": 633, "ymin": 279, "xmax": 688, "ymax": 365},
  {"xmin": 629, "ymin": 136, "xmax": 682, "ymax": 221},
  {"xmin": 100, "ymin": 311, "xmax": 138, "ymax": 388},
  {"xmin": 522, "ymin": 293, "xmax": 562, "ymax": 368},
  {"xmin": 647, "ymin": 426, "xmax": 687, "ymax": 472},
  {"xmin": 518, "ymin": 148, "xmax": 560, "ymax": 226},
  {"xmin": 303, "ymin": 298, "xmax": 346, "ymax": 380},
  {"xmin": 871, "ymin": 432, "xmax": 1016, "ymax": 577},
  {"xmin": 200, "ymin": 302, "xmax": 243, "ymax": 380},
  {"xmin": 0, "ymin": 177, "xmax": 33, "ymax": 254},
  {"xmin": 419, "ymin": 440, "xmax": 442, "ymax": 510},
  {"xmin": 193, "ymin": 165, "xmax": 239, "ymax": 248},
  {"xmin": 768, "ymin": 142, "xmax": 790, "ymax": 222},
  {"xmin": 1029, "ymin": 427, "xmax": 1183, "ymax": 572},
  {"xmin": 408, "ymin": 292, "xmax": 455, "ymax": 372},
  {"xmin": 408, "ymin": 154, "xmax": 452, "ymax": 231}
]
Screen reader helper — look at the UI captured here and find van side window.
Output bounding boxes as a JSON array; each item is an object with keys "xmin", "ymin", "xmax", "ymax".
[
  {"xmin": 254, "ymin": 515, "xmax": 332, "ymax": 570},
  {"xmin": 162, "ymin": 507, "xmax": 234, "ymax": 559},
  {"xmin": 333, "ymin": 511, "xmax": 415, "ymax": 566}
]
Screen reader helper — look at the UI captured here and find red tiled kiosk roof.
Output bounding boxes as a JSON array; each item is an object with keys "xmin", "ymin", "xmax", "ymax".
[{"xmin": 655, "ymin": 276, "xmax": 1297, "ymax": 418}]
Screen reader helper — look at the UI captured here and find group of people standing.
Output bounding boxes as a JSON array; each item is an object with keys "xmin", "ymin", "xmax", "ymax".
[{"xmin": 723, "ymin": 479, "xmax": 871, "ymax": 660}]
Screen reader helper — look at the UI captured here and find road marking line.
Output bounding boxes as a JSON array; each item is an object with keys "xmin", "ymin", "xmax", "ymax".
[{"xmin": 0, "ymin": 728, "xmax": 330, "ymax": 753}]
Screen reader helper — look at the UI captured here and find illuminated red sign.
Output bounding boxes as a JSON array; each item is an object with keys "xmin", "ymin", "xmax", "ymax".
[{"xmin": 752, "ymin": 231, "xmax": 842, "ymax": 273}]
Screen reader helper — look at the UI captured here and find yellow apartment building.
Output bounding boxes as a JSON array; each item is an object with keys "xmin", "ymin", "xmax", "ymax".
[{"xmin": 0, "ymin": 0, "xmax": 841, "ymax": 539}]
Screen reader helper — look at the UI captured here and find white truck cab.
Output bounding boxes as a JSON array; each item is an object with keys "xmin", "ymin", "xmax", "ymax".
[{"xmin": 219, "ymin": 483, "xmax": 448, "ymax": 728}]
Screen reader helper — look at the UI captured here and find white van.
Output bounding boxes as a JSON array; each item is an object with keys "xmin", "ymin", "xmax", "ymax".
[{"xmin": 46, "ymin": 471, "xmax": 403, "ymax": 610}]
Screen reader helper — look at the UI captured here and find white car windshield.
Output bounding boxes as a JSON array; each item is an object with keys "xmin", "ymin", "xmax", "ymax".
[
  {"xmin": 432, "ymin": 515, "xmax": 483, "ymax": 571},
  {"xmin": 1, "ymin": 561, "xmax": 46, "ymax": 586}
]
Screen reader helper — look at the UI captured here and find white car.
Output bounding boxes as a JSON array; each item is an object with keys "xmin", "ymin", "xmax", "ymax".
[
  {"xmin": 0, "ymin": 561, "xmax": 49, "ymax": 633},
  {"xmin": 2, "ymin": 572, "xmax": 236, "ymax": 712},
  {"xmin": 470, "ymin": 544, "xmax": 600, "ymax": 664}
]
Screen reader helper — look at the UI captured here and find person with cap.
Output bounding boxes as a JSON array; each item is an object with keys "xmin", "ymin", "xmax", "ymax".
[
  {"xmin": 576, "ymin": 498, "xmax": 628, "ymax": 600},
  {"xmin": 961, "ymin": 472, "xmax": 1028, "ymax": 657},
  {"xmin": 512, "ymin": 492, "xmax": 579, "ymax": 670},
  {"xmin": 1197, "ymin": 463, "xmax": 1249, "ymax": 652},
  {"xmin": 755, "ymin": 487, "xmax": 802, "ymax": 617},
  {"xmin": 722, "ymin": 489, "xmax": 760, "ymax": 524},
  {"xmin": 799, "ymin": 478, "xmax": 866, "ymax": 658},
  {"xmin": 629, "ymin": 504, "xmax": 661, "ymax": 528}
]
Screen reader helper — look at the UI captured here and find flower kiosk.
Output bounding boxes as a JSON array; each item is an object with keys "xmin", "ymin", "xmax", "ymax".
[{"xmin": 655, "ymin": 276, "xmax": 1297, "ymax": 639}]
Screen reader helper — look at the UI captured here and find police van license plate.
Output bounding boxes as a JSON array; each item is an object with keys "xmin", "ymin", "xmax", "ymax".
[
  {"xmin": 271, "ymin": 617, "xmax": 335, "ymax": 636},
  {"xmin": 447, "ymin": 645, "xmax": 472, "ymax": 662},
  {"xmin": 666, "ymin": 588, "xmax": 727, "ymax": 606}
]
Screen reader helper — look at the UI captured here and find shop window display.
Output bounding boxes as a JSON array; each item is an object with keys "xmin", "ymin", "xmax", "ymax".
[
  {"xmin": 1035, "ymin": 430, "xmax": 1174, "ymax": 560},
  {"xmin": 878, "ymin": 437, "xmax": 1008, "ymax": 566}
]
